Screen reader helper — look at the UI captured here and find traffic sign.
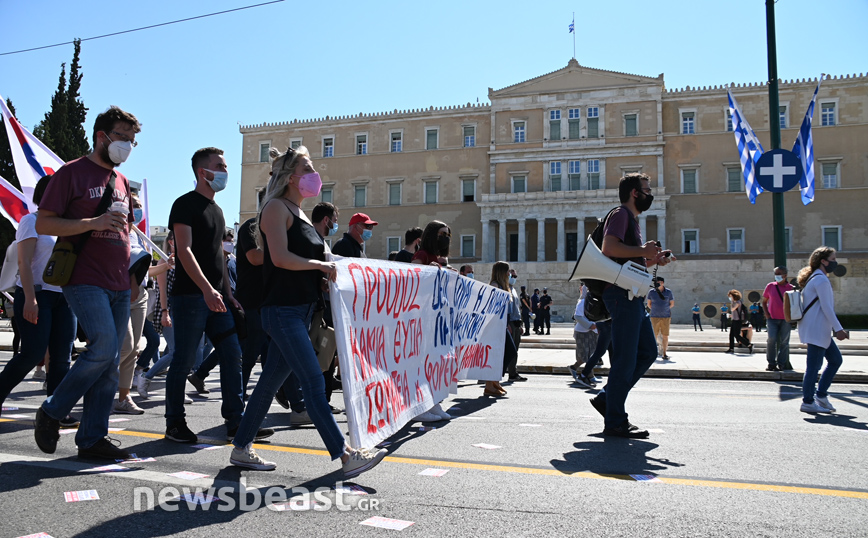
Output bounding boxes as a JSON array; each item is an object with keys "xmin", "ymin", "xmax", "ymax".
[{"xmin": 756, "ymin": 149, "xmax": 803, "ymax": 193}]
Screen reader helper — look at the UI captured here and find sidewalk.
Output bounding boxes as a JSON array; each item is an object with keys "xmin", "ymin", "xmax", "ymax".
[{"xmin": 516, "ymin": 323, "xmax": 868, "ymax": 383}]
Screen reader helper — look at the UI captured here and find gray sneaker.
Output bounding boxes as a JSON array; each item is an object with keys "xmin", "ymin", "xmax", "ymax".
[
  {"xmin": 137, "ymin": 377, "xmax": 151, "ymax": 399},
  {"xmin": 814, "ymin": 396, "xmax": 836, "ymax": 412},
  {"xmin": 800, "ymin": 401, "xmax": 830, "ymax": 414},
  {"xmin": 230, "ymin": 444, "xmax": 276, "ymax": 471},
  {"xmin": 343, "ymin": 447, "xmax": 387, "ymax": 478},
  {"xmin": 113, "ymin": 396, "xmax": 145, "ymax": 415},
  {"xmin": 568, "ymin": 365, "xmax": 581, "ymax": 383},
  {"xmin": 290, "ymin": 410, "xmax": 313, "ymax": 425}
]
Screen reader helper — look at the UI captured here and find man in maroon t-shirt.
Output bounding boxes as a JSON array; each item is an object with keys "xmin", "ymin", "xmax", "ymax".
[
  {"xmin": 589, "ymin": 173, "xmax": 672, "ymax": 439},
  {"xmin": 33, "ymin": 106, "xmax": 140, "ymax": 461}
]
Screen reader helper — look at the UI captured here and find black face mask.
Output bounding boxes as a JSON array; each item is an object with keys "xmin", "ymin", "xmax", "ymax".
[
  {"xmin": 437, "ymin": 235, "xmax": 450, "ymax": 253},
  {"xmin": 824, "ymin": 260, "xmax": 838, "ymax": 274},
  {"xmin": 636, "ymin": 191, "xmax": 653, "ymax": 212}
]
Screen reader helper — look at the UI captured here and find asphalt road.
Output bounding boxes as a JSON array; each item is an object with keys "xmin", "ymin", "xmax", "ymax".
[{"xmin": 1, "ymin": 352, "xmax": 867, "ymax": 538}]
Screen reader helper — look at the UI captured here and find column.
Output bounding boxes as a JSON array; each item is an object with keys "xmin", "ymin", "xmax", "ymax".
[
  {"xmin": 498, "ymin": 220, "xmax": 507, "ymax": 262},
  {"xmin": 481, "ymin": 220, "xmax": 490, "ymax": 262},
  {"xmin": 536, "ymin": 218, "xmax": 546, "ymax": 262},
  {"xmin": 657, "ymin": 214, "xmax": 666, "ymax": 249},
  {"xmin": 517, "ymin": 218, "xmax": 527, "ymax": 262},
  {"xmin": 639, "ymin": 215, "xmax": 647, "ymax": 242},
  {"xmin": 556, "ymin": 217, "xmax": 565, "ymax": 262}
]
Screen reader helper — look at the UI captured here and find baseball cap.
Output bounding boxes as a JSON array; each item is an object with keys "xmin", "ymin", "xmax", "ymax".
[{"xmin": 348, "ymin": 213, "xmax": 378, "ymax": 226}]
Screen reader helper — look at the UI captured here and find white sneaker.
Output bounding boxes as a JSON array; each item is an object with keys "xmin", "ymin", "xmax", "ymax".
[
  {"xmin": 800, "ymin": 401, "xmax": 830, "ymax": 414},
  {"xmin": 414, "ymin": 411, "xmax": 441, "ymax": 423},
  {"xmin": 290, "ymin": 410, "xmax": 313, "ymax": 425},
  {"xmin": 184, "ymin": 395, "xmax": 194, "ymax": 404},
  {"xmin": 342, "ymin": 447, "xmax": 387, "ymax": 478},
  {"xmin": 230, "ymin": 443, "xmax": 276, "ymax": 471},
  {"xmin": 33, "ymin": 369, "xmax": 46, "ymax": 380},
  {"xmin": 137, "ymin": 377, "xmax": 151, "ymax": 399},
  {"xmin": 430, "ymin": 403, "xmax": 451, "ymax": 420},
  {"xmin": 42, "ymin": 381, "xmax": 48, "ymax": 391},
  {"xmin": 132, "ymin": 368, "xmax": 144, "ymax": 389},
  {"xmin": 814, "ymin": 396, "xmax": 836, "ymax": 412},
  {"xmin": 113, "ymin": 396, "xmax": 145, "ymax": 415}
]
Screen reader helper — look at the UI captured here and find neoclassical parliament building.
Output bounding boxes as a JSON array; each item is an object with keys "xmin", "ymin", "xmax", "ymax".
[{"xmin": 238, "ymin": 60, "xmax": 867, "ymax": 322}]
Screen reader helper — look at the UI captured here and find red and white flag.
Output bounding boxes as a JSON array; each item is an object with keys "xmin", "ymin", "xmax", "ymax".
[
  {"xmin": 136, "ymin": 177, "xmax": 150, "ymax": 238},
  {"xmin": 0, "ymin": 173, "xmax": 30, "ymax": 230}
]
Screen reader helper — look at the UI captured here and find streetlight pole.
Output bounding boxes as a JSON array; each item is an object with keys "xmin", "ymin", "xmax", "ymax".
[{"xmin": 766, "ymin": 0, "xmax": 787, "ymax": 268}]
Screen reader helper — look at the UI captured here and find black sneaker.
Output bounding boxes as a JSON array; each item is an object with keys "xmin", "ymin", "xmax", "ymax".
[
  {"xmin": 508, "ymin": 374, "xmax": 527, "ymax": 382},
  {"xmin": 187, "ymin": 373, "xmax": 210, "ymax": 394},
  {"xmin": 34, "ymin": 407, "xmax": 60, "ymax": 454},
  {"xmin": 329, "ymin": 404, "xmax": 343, "ymax": 415},
  {"xmin": 765, "ymin": 365, "xmax": 780, "ymax": 372},
  {"xmin": 78, "ymin": 437, "xmax": 131, "ymax": 460},
  {"xmin": 165, "ymin": 421, "xmax": 198, "ymax": 444},
  {"xmin": 589, "ymin": 396, "xmax": 606, "ymax": 417},
  {"xmin": 576, "ymin": 373, "xmax": 597, "ymax": 389},
  {"xmin": 59, "ymin": 415, "xmax": 80, "ymax": 428},
  {"xmin": 603, "ymin": 422, "xmax": 650, "ymax": 439},
  {"xmin": 226, "ymin": 426, "xmax": 275, "ymax": 442},
  {"xmin": 274, "ymin": 389, "xmax": 290, "ymax": 410}
]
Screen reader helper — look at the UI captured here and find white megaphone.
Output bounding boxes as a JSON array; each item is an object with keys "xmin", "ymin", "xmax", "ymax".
[{"xmin": 568, "ymin": 236, "xmax": 652, "ymax": 299}]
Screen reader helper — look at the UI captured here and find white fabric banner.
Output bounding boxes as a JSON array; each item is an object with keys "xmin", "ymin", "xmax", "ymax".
[{"xmin": 330, "ymin": 257, "xmax": 508, "ymax": 448}]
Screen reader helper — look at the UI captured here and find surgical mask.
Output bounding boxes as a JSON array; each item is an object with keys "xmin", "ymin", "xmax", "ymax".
[
  {"xmin": 361, "ymin": 229, "xmax": 373, "ymax": 241},
  {"xmin": 204, "ymin": 169, "xmax": 228, "ymax": 192},
  {"xmin": 466, "ymin": 272, "xmax": 474, "ymax": 280},
  {"xmin": 774, "ymin": 274, "xmax": 784, "ymax": 282},
  {"xmin": 824, "ymin": 260, "xmax": 838, "ymax": 274},
  {"xmin": 133, "ymin": 208, "xmax": 143, "ymax": 224},
  {"xmin": 106, "ymin": 135, "xmax": 132, "ymax": 165},
  {"xmin": 327, "ymin": 220, "xmax": 339, "ymax": 236},
  {"xmin": 223, "ymin": 241, "xmax": 234, "ymax": 253},
  {"xmin": 636, "ymin": 191, "xmax": 653, "ymax": 212},
  {"xmin": 508, "ymin": 276, "xmax": 517, "ymax": 286},
  {"xmin": 294, "ymin": 171, "xmax": 322, "ymax": 198}
]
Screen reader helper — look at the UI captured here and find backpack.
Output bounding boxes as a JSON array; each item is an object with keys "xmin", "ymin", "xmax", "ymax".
[
  {"xmin": 575, "ymin": 207, "xmax": 637, "ymax": 322},
  {"xmin": 783, "ymin": 275, "xmax": 819, "ymax": 323}
]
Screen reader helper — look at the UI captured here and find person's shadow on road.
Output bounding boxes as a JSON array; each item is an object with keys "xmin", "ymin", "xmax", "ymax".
[
  {"xmin": 803, "ymin": 413, "xmax": 868, "ymax": 431},
  {"xmin": 550, "ymin": 438, "xmax": 684, "ymax": 478}
]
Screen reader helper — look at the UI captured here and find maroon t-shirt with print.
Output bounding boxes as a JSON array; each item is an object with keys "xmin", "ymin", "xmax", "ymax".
[{"xmin": 39, "ymin": 156, "xmax": 133, "ymax": 291}]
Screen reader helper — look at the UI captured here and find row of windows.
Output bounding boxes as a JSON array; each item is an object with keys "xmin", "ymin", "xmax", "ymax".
[
  {"xmin": 259, "ymin": 126, "xmax": 480, "ymax": 162},
  {"xmin": 723, "ymin": 101, "xmax": 837, "ymax": 134},
  {"xmin": 681, "ymin": 226, "xmax": 843, "ymax": 254},
  {"xmin": 681, "ymin": 162, "xmax": 841, "ymax": 194},
  {"xmin": 546, "ymin": 159, "xmax": 602, "ymax": 191},
  {"xmin": 548, "ymin": 107, "xmax": 603, "ymax": 140},
  {"xmin": 317, "ymin": 178, "xmax": 478, "ymax": 208}
]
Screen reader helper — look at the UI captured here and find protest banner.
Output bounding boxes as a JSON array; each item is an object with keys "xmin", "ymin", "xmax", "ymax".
[{"xmin": 330, "ymin": 257, "xmax": 508, "ymax": 448}]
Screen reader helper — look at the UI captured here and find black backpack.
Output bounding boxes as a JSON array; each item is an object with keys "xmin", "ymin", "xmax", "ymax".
[{"xmin": 570, "ymin": 206, "xmax": 637, "ymax": 322}]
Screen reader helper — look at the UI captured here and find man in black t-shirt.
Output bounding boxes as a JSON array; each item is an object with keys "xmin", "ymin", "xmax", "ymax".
[
  {"xmin": 538, "ymin": 288, "xmax": 553, "ymax": 335},
  {"xmin": 394, "ymin": 226, "xmax": 422, "ymax": 263},
  {"xmin": 164, "ymin": 147, "xmax": 272, "ymax": 445}
]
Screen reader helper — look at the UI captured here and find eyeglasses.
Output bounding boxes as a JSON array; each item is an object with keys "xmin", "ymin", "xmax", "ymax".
[{"xmin": 106, "ymin": 131, "xmax": 138, "ymax": 147}]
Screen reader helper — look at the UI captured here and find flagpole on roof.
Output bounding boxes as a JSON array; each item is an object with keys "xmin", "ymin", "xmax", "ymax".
[
  {"xmin": 572, "ymin": 13, "xmax": 576, "ymax": 59},
  {"xmin": 765, "ymin": 0, "xmax": 786, "ymax": 269}
]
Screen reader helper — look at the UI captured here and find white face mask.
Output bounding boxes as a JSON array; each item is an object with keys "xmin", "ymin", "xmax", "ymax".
[
  {"xmin": 106, "ymin": 135, "xmax": 132, "ymax": 164},
  {"xmin": 774, "ymin": 274, "xmax": 784, "ymax": 282},
  {"xmin": 205, "ymin": 170, "xmax": 229, "ymax": 192},
  {"xmin": 223, "ymin": 241, "xmax": 234, "ymax": 254}
]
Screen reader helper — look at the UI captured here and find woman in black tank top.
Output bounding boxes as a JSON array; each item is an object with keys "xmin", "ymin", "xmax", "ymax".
[{"xmin": 229, "ymin": 146, "xmax": 387, "ymax": 478}]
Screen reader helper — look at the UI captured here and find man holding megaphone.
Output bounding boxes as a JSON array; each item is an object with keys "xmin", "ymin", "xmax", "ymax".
[{"xmin": 588, "ymin": 173, "xmax": 672, "ymax": 439}]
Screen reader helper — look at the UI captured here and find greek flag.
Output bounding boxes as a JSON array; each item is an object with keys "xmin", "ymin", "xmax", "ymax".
[
  {"xmin": 569, "ymin": 21, "xmax": 574, "ymax": 33},
  {"xmin": 792, "ymin": 79, "xmax": 822, "ymax": 205},
  {"xmin": 727, "ymin": 89, "xmax": 764, "ymax": 204}
]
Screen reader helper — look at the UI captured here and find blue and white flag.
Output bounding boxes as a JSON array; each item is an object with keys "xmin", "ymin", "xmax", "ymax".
[
  {"xmin": 569, "ymin": 21, "xmax": 574, "ymax": 33},
  {"xmin": 727, "ymin": 89, "xmax": 765, "ymax": 204},
  {"xmin": 792, "ymin": 78, "xmax": 823, "ymax": 205}
]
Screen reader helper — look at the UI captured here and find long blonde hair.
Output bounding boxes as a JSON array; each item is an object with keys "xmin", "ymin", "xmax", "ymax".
[
  {"xmin": 490, "ymin": 261, "xmax": 510, "ymax": 290},
  {"xmin": 255, "ymin": 145, "xmax": 310, "ymax": 248},
  {"xmin": 797, "ymin": 246, "xmax": 835, "ymax": 288}
]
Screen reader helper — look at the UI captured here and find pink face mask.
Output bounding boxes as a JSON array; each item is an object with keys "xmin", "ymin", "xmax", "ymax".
[{"xmin": 294, "ymin": 172, "xmax": 322, "ymax": 198}]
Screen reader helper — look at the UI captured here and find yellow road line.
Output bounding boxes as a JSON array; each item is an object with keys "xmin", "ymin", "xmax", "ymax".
[{"xmin": 5, "ymin": 421, "xmax": 868, "ymax": 499}]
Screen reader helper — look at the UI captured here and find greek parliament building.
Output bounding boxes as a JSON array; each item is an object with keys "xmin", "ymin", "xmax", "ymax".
[{"xmin": 238, "ymin": 60, "xmax": 867, "ymax": 323}]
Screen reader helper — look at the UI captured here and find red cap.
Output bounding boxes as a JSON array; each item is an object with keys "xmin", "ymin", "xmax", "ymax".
[{"xmin": 349, "ymin": 213, "xmax": 378, "ymax": 226}]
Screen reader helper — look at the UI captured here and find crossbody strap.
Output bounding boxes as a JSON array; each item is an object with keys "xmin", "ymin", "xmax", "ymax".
[
  {"xmin": 74, "ymin": 172, "xmax": 118, "ymax": 255},
  {"xmin": 800, "ymin": 273, "xmax": 821, "ymax": 316}
]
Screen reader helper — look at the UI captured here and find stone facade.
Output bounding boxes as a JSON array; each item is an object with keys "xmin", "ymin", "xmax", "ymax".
[{"xmin": 239, "ymin": 60, "xmax": 868, "ymax": 322}]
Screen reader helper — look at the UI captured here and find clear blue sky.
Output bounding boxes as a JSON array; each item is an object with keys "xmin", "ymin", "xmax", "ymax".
[{"xmin": 1, "ymin": 0, "xmax": 865, "ymax": 227}]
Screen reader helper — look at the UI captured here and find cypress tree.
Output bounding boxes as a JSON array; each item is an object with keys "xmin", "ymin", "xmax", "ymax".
[{"xmin": 66, "ymin": 39, "xmax": 90, "ymax": 157}]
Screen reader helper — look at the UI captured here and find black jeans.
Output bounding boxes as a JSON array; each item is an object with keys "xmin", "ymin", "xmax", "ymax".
[{"xmin": 729, "ymin": 320, "xmax": 751, "ymax": 349}]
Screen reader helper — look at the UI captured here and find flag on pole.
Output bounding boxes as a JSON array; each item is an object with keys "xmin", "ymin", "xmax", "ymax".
[
  {"xmin": 136, "ymin": 177, "xmax": 150, "ymax": 238},
  {"xmin": 0, "ymin": 173, "xmax": 30, "ymax": 229},
  {"xmin": 0, "ymin": 92, "xmax": 65, "ymax": 210},
  {"xmin": 727, "ymin": 89, "xmax": 765, "ymax": 204},
  {"xmin": 792, "ymin": 78, "xmax": 823, "ymax": 205},
  {"xmin": 569, "ymin": 20, "xmax": 574, "ymax": 33}
]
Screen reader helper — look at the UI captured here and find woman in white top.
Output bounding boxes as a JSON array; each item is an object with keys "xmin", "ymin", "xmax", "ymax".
[
  {"xmin": 797, "ymin": 246, "xmax": 849, "ymax": 414},
  {"xmin": 0, "ymin": 175, "xmax": 77, "ymax": 424}
]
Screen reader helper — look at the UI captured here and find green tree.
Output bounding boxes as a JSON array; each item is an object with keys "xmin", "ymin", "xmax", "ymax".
[
  {"xmin": 65, "ymin": 39, "xmax": 90, "ymax": 157},
  {"xmin": 33, "ymin": 39, "xmax": 89, "ymax": 162}
]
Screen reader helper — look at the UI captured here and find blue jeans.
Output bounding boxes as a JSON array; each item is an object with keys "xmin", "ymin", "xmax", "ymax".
[
  {"xmin": 144, "ymin": 324, "xmax": 174, "ymax": 380},
  {"xmin": 802, "ymin": 341, "xmax": 843, "ymax": 403},
  {"xmin": 43, "ymin": 285, "xmax": 130, "ymax": 448},
  {"xmin": 0, "ymin": 288, "xmax": 77, "ymax": 403},
  {"xmin": 166, "ymin": 294, "xmax": 244, "ymax": 429},
  {"xmin": 136, "ymin": 321, "xmax": 161, "ymax": 370},
  {"xmin": 583, "ymin": 319, "xmax": 612, "ymax": 378},
  {"xmin": 234, "ymin": 303, "xmax": 346, "ymax": 458},
  {"xmin": 600, "ymin": 287, "xmax": 657, "ymax": 429},
  {"xmin": 766, "ymin": 319, "xmax": 791, "ymax": 368}
]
